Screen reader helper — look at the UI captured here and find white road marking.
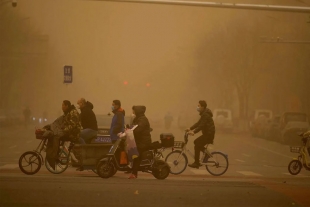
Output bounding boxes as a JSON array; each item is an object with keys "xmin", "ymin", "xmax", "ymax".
[
  {"xmin": 0, "ymin": 164, "xmax": 19, "ymax": 169},
  {"xmin": 9, "ymin": 145, "xmax": 17, "ymax": 149},
  {"xmin": 235, "ymin": 159, "xmax": 245, "ymax": 162},
  {"xmin": 282, "ymin": 173, "xmax": 310, "ymax": 177},
  {"xmin": 245, "ymin": 142, "xmax": 292, "ymax": 159},
  {"xmin": 237, "ymin": 171, "xmax": 262, "ymax": 176},
  {"xmin": 242, "ymin": 153, "xmax": 250, "ymax": 157},
  {"xmin": 190, "ymin": 169, "xmax": 211, "ymax": 175}
]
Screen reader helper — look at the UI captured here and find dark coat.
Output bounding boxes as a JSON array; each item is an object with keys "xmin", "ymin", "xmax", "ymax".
[
  {"xmin": 80, "ymin": 101, "xmax": 98, "ymax": 131},
  {"xmin": 190, "ymin": 108, "xmax": 215, "ymax": 143},
  {"xmin": 132, "ymin": 106, "xmax": 152, "ymax": 149},
  {"xmin": 110, "ymin": 108, "xmax": 125, "ymax": 141}
]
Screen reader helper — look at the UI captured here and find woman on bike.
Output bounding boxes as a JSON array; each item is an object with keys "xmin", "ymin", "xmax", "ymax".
[
  {"xmin": 129, "ymin": 105, "xmax": 152, "ymax": 179},
  {"xmin": 186, "ymin": 100, "xmax": 215, "ymax": 168}
]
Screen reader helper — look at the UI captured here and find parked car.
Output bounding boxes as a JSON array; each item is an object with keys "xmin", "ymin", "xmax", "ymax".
[
  {"xmin": 213, "ymin": 109, "xmax": 234, "ymax": 133},
  {"xmin": 95, "ymin": 114, "xmax": 131, "ymax": 142},
  {"xmin": 262, "ymin": 115, "xmax": 281, "ymax": 140},
  {"xmin": 249, "ymin": 109, "xmax": 273, "ymax": 137},
  {"xmin": 276, "ymin": 112, "xmax": 310, "ymax": 145}
]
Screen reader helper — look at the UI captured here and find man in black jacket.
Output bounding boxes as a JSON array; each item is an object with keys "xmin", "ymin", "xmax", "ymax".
[
  {"xmin": 77, "ymin": 98, "xmax": 98, "ymax": 144},
  {"xmin": 186, "ymin": 100, "xmax": 215, "ymax": 168}
]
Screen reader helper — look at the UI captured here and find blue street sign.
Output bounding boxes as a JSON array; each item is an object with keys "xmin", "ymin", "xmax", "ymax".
[{"xmin": 64, "ymin": 65, "xmax": 73, "ymax": 83}]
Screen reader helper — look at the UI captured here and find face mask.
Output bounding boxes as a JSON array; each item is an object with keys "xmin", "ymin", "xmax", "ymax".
[
  {"xmin": 132, "ymin": 114, "xmax": 136, "ymax": 117},
  {"xmin": 111, "ymin": 106, "xmax": 115, "ymax": 111},
  {"xmin": 196, "ymin": 107, "xmax": 200, "ymax": 112}
]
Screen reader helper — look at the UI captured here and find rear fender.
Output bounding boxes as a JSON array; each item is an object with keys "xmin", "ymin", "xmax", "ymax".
[
  {"xmin": 153, "ymin": 160, "xmax": 170, "ymax": 171},
  {"xmin": 212, "ymin": 151, "xmax": 228, "ymax": 158}
]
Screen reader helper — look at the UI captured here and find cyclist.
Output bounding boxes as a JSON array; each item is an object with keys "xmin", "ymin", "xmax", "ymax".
[{"xmin": 186, "ymin": 100, "xmax": 215, "ymax": 168}]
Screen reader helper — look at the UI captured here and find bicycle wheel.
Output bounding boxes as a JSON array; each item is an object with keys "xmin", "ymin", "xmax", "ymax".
[
  {"xmin": 19, "ymin": 151, "xmax": 42, "ymax": 175},
  {"xmin": 288, "ymin": 160, "xmax": 302, "ymax": 175},
  {"xmin": 205, "ymin": 152, "xmax": 228, "ymax": 176},
  {"xmin": 97, "ymin": 158, "xmax": 115, "ymax": 179},
  {"xmin": 45, "ymin": 149, "xmax": 70, "ymax": 174},
  {"xmin": 165, "ymin": 150, "xmax": 188, "ymax": 175}
]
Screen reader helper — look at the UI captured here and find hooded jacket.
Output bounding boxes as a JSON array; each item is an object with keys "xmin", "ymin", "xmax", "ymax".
[
  {"xmin": 190, "ymin": 108, "xmax": 215, "ymax": 142},
  {"xmin": 132, "ymin": 106, "xmax": 152, "ymax": 149},
  {"xmin": 110, "ymin": 107, "xmax": 125, "ymax": 141},
  {"xmin": 80, "ymin": 101, "xmax": 98, "ymax": 131}
]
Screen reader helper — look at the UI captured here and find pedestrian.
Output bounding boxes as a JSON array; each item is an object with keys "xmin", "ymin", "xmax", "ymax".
[
  {"xmin": 164, "ymin": 112, "xmax": 173, "ymax": 130},
  {"xmin": 186, "ymin": 100, "xmax": 215, "ymax": 168},
  {"xmin": 23, "ymin": 106, "xmax": 31, "ymax": 128},
  {"xmin": 129, "ymin": 105, "xmax": 152, "ymax": 179},
  {"xmin": 77, "ymin": 98, "xmax": 98, "ymax": 144},
  {"xmin": 110, "ymin": 100, "xmax": 125, "ymax": 143}
]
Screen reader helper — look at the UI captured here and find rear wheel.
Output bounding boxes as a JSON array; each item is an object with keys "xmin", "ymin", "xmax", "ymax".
[
  {"xmin": 97, "ymin": 158, "xmax": 115, "ymax": 179},
  {"xmin": 152, "ymin": 160, "xmax": 170, "ymax": 180},
  {"xmin": 204, "ymin": 152, "xmax": 229, "ymax": 176},
  {"xmin": 288, "ymin": 160, "xmax": 302, "ymax": 175},
  {"xmin": 19, "ymin": 151, "xmax": 41, "ymax": 175},
  {"xmin": 45, "ymin": 148, "xmax": 69, "ymax": 174},
  {"xmin": 165, "ymin": 150, "xmax": 188, "ymax": 175}
]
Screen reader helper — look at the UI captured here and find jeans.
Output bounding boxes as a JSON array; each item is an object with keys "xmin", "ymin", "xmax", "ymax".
[{"xmin": 80, "ymin": 129, "xmax": 97, "ymax": 144}]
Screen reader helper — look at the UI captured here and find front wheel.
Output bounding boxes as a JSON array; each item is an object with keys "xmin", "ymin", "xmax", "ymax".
[
  {"xmin": 97, "ymin": 158, "xmax": 115, "ymax": 179},
  {"xmin": 204, "ymin": 152, "xmax": 229, "ymax": 176},
  {"xmin": 288, "ymin": 160, "xmax": 302, "ymax": 175},
  {"xmin": 19, "ymin": 151, "xmax": 42, "ymax": 175},
  {"xmin": 165, "ymin": 150, "xmax": 188, "ymax": 175}
]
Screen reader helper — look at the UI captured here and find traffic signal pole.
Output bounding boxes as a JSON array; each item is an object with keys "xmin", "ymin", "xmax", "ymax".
[{"xmin": 89, "ymin": 0, "xmax": 310, "ymax": 13}]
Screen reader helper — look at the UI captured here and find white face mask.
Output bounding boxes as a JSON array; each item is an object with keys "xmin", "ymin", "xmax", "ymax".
[
  {"xmin": 132, "ymin": 114, "xmax": 136, "ymax": 117},
  {"xmin": 196, "ymin": 107, "xmax": 200, "ymax": 112}
]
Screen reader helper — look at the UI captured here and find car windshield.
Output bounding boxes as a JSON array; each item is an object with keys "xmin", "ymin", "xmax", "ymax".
[
  {"xmin": 257, "ymin": 112, "xmax": 271, "ymax": 118},
  {"xmin": 285, "ymin": 113, "xmax": 307, "ymax": 123},
  {"xmin": 96, "ymin": 114, "xmax": 131, "ymax": 127},
  {"xmin": 216, "ymin": 111, "xmax": 228, "ymax": 118}
]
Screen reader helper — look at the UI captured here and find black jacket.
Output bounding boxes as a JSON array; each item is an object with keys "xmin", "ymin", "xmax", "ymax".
[
  {"xmin": 80, "ymin": 101, "xmax": 98, "ymax": 131},
  {"xmin": 190, "ymin": 108, "xmax": 215, "ymax": 142},
  {"xmin": 132, "ymin": 106, "xmax": 152, "ymax": 149}
]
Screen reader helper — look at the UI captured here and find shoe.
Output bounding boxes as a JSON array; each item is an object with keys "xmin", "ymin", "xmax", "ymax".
[
  {"xmin": 76, "ymin": 166, "xmax": 84, "ymax": 171},
  {"xmin": 188, "ymin": 162, "xmax": 200, "ymax": 169},
  {"xmin": 128, "ymin": 174, "xmax": 137, "ymax": 179}
]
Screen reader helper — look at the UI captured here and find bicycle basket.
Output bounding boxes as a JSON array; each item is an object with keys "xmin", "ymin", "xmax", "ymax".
[
  {"xmin": 173, "ymin": 141, "xmax": 185, "ymax": 148},
  {"xmin": 35, "ymin": 129, "xmax": 45, "ymax": 140},
  {"xmin": 290, "ymin": 146, "xmax": 301, "ymax": 153}
]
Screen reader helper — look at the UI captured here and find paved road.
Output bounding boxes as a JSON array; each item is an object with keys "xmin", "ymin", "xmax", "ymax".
[{"xmin": 0, "ymin": 126, "xmax": 310, "ymax": 206}]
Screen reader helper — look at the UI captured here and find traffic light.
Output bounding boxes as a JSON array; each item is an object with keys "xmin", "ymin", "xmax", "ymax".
[
  {"xmin": 146, "ymin": 83, "xmax": 150, "ymax": 87},
  {"xmin": 123, "ymin": 81, "xmax": 128, "ymax": 85},
  {"xmin": 12, "ymin": 0, "xmax": 17, "ymax": 7}
]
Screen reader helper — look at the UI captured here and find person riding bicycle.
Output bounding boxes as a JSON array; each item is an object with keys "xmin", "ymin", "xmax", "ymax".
[
  {"xmin": 129, "ymin": 105, "xmax": 152, "ymax": 179},
  {"xmin": 45, "ymin": 100, "xmax": 81, "ymax": 169},
  {"xmin": 186, "ymin": 100, "xmax": 215, "ymax": 169}
]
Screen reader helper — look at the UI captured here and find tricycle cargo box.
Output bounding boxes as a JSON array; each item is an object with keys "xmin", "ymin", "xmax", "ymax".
[
  {"xmin": 160, "ymin": 133, "xmax": 174, "ymax": 147},
  {"xmin": 72, "ymin": 144, "xmax": 112, "ymax": 166}
]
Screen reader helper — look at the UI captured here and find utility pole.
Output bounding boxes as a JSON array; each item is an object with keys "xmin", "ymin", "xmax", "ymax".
[{"xmin": 88, "ymin": 0, "xmax": 310, "ymax": 13}]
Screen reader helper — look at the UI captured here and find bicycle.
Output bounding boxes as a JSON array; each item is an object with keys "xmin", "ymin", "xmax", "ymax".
[
  {"xmin": 164, "ymin": 132, "xmax": 229, "ymax": 176},
  {"xmin": 288, "ymin": 132, "xmax": 310, "ymax": 175},
  {"xmin": 18, "ymin": 129, "xmax": 74, "ymax": 175}
]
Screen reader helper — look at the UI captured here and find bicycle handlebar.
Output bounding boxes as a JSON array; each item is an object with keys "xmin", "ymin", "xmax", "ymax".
[{"xmin": 184, "ymin": 132, "xmax": 189, "ymax": 144}]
